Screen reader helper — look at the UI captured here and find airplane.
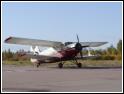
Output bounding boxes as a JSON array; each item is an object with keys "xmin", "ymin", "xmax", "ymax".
[{"xmin": 4, "ymin": 35, "xmax": 107, "ymax": 68}]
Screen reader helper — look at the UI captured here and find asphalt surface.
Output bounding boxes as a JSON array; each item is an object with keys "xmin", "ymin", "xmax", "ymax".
[{"xmin": 2, "ymin": 65, "xmax": 122, "ymax": 92}]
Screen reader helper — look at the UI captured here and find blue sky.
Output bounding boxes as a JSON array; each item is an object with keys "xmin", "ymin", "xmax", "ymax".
[{"xmin": 2, "ymin": 2, "xmax": 122, "ymax": 51}]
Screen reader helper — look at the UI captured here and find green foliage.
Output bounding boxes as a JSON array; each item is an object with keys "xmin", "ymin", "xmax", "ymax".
[
  {"xmin": 117, "ymin": 40, "xmax": 122, "ymax": 54},
  {"xmin": 107, "ymin": 45, "xmax": 118, "ymax": 55},
  {"xmin": 2, "ymin": 49, "xmax": 30, "ymax": 61},
  {"xmin": 2, "ymin": 49, "xmax": 14, "ymax": 60}
]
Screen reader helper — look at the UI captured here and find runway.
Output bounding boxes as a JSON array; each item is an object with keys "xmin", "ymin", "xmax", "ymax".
[{"xmin": 2, "ymin": 65, "xmax": 122, "ymax": 92}]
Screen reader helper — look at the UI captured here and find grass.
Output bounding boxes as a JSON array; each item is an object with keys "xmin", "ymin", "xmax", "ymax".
[
  {"xmin": 2, "ymin": 60, "xmax": 122, "ymax": 68},
  {"xmin": 80, "ymin": 60, "xmax": 122, "ymax": 67},
  {"xmin": 2, "ymin": 60, "xmax": 33, "ymax": 66},
  {"xmin": 60, "ymin": 60, "xmax": 122, "ymax": 68}
]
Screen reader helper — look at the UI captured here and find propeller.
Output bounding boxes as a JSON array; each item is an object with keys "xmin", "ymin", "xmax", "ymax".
[
  {"xmin": 75, "ymin": 34, "xmax": 83, "ymax": 57},
  {"xmin": 76, "ymin": 34, "xmax": 79, "ymax": 43}
]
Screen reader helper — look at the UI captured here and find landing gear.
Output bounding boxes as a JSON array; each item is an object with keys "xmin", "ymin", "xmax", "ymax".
[
  {"xmin": 77, "ymin": 63, "xmax": 82, "ymax": 68},
  {"xmin": 57, "ymin": 58, "xmax": 82, "ymax": 68},
  {"xmin": 36, "ymin": 62, "xmax": 41, "ymax": 68},
  {"xmin": 74, "ymin": 59, "xmax": 82, "ymax": 68},
  {"xmin": 58, "ymin": 63, "xmax": 63, "ymax": 68}
]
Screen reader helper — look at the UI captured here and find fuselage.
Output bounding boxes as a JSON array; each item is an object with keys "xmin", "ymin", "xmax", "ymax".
[{"xmin": 31, "ymin": 47, "xmax": 79, "ymax": 63}]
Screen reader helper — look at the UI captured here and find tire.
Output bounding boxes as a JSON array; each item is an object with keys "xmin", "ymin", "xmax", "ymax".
[
  {"xmin": 58, "ymin": 63, "xmax": 63, "ymax": 68},
  {"xmin": 77, "ymin": 63, "xmax": 82, "ymax": 68},
  {"xmin": 36, "ymin": 63, "xmax": 40, "ymax": 68}
]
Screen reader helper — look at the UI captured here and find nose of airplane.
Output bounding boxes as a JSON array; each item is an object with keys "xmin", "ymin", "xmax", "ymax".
[{"xmin": 75, "ymin": 43, "xmax": 82, "ymax": 51}]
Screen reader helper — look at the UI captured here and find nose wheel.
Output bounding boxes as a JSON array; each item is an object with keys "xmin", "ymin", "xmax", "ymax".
[{"xmin": 74, "ymin": 59, "xmax": 82, "ymax": 68}]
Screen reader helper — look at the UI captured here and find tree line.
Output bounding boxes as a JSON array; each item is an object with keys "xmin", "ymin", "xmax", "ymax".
[
  {"xmin": 2, "ymin": 40, "xmax": 122, "ymax": 61},
  {"xmin": 2, "ymin": 49, "xmax": 30, "ymax": 61},
  {"xmin": 83, "ymin": 40, "xmax": 122, "ymax": 60}
]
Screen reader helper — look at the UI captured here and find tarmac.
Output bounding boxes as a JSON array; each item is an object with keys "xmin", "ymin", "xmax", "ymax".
[{"xmin": 2, "ymin": 65, "xmax": 122, "ymax": 92}]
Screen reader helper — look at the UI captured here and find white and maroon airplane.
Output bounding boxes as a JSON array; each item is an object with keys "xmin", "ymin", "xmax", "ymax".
[{"xmin": 4, "ymin": 35, "xmax": 107, "ymax": 68}]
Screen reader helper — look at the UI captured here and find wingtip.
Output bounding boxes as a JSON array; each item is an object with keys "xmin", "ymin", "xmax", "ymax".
[{"xmin": 4, "ymin": 36, "xmax": 12, "ymax": 43}]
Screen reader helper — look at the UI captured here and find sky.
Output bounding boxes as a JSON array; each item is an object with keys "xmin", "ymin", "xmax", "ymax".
[{"xmin": 2, "ymin": 1, "xmax": 122, "ymax": 52}]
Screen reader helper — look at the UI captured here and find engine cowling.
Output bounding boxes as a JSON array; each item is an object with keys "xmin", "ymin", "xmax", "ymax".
[{"xmin": 75, "ymin": 43, "xmax": 82, "ymax": 51}]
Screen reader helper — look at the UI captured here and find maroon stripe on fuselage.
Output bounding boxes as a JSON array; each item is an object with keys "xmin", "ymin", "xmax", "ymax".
[
  {"xmin": 38, "ymin": 48, "xmax": 79, "ymax": 63},
  {"xmin": 58, "ymin": 48, "xmax": 79, "ymax": 58}
]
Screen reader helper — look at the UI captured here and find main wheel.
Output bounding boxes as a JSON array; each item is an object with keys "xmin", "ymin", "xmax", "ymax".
[
  {"xmin": 77, "ymin": 63, "xmax": 82, "ymax": 68},
  {"xmin": 58, "ymin": 63, "xmax": 63, "ymax": 68},
  {"xmin": 36, "ymin": 62, "xmax": 40, "ymax": 68}
]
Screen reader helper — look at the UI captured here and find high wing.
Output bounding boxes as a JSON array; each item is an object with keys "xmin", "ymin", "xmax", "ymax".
[
  {"xmin": 4, "ymin": 36, "xmax": 107, "ymax": 48},
  {"xmin": 65, "ymin": 42, "xmax": 108, "ymax": 48},
  {"xmin": 80, "ymin": 42, "xmax": 108, "ymax": 47},
  {"xmin": 4, "ymin": 36, "xmax": 64, "ymax": 48}
]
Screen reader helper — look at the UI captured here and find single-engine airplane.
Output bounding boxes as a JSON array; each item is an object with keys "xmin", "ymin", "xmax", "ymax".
[{"xmin": 4, "ymin": 35, "xmax": 107, "ymax": 68}]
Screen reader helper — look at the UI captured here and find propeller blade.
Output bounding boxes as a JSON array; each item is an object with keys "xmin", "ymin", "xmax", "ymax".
[
  {"xmin": 76, "ymin": 34, "xmax": 79, "ymax": 43},
  {"xmin": 76, "ymin": 34, "xmax": 83, "ymax": 57}
]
